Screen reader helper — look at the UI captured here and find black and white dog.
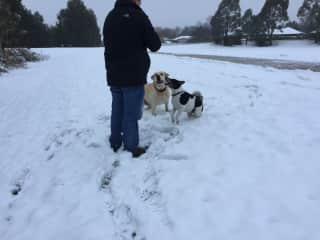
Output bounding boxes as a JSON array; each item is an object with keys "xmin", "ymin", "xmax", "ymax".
[{"xmin": 166, "ymin": 78, "xmax": 204, "ymax": 124}]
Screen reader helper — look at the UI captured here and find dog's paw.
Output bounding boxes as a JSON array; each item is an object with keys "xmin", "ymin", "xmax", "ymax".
[{"xmin": 171, "ymin": 119, "xmax": 180, "ymax": 125}]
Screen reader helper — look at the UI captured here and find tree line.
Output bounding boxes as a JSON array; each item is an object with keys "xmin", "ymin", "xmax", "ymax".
[
  {"xmin": 211, "ymin": 0, "xmax": 320, "ymax": 46},
  {"xmin": 0, "ymin": 0, "xmax": 101, "ymax": 48},
  {"xmin": 1, "ymin": 0, "xmax": 319, "ymax": 49},
  {"xmin": 159, "ymin": 0, "xmax": 320, "ymax": 46},
  {"xmin": 156, "ymin": 20, "xmax": 213, "ymax": 44}
]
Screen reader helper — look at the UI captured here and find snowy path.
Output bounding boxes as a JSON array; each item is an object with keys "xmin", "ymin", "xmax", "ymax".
[
  {"xmin": 160, "ymin": 41, "xmax": 320, "ymax": 63},
  {"xmin": 157, "ymin": 52, "xmax": 320, "ymax": 72},
  {"xmin": 1, "ymin": 48, "xmax": 320, "ymax": 240}
]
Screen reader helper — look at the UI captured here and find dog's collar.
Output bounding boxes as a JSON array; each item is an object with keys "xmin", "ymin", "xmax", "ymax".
[
  {"xmin": 153, "ymin": 83, "xmax": 167, "ymax": 93},
  {"xmin": 156, "ymin": 88, "xmax": 167, "ymax": 93},
  {"xmin": 172, "ymin": 91, "xmax": 184, "ymax": 97}
]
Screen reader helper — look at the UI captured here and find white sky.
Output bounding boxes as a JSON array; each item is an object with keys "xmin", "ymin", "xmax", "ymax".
[{"xmin": 23, "ymin": 0, "xmax": 304, "ymax": 29}]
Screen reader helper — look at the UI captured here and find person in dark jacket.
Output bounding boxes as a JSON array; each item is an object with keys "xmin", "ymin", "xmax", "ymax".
[{"xmin": 103, "ymin": 0, "xmax": 161, "ymax": 158}]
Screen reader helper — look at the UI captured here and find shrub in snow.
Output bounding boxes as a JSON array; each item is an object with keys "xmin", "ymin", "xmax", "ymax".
[{"xmin": 0, "ymin": 49, "xmax": 42, "ymax": 75}]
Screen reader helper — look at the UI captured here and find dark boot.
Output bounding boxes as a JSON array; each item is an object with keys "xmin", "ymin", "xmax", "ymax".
[
  {"xmin": 131, "ymin": 146, "xmax": 148, "ymax": 158},
  {"xmin": 109, "ymin": 136, "xmax": 122, "ymax": 153},
  {"xmin": 111, "ymin": 144, "xmax": 121, "ymax": 153}
]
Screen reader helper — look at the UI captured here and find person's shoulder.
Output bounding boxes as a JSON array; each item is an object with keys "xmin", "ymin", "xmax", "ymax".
[
  {"xmin": 105, "ymin": 8, "xmax": 116, "ymax": 21},
  {"xmin": 131, "ymin": 7, "xmax": 150, "ymax": 23}
]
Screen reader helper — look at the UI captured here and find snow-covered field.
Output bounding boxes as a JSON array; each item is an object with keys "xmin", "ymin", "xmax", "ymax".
[
  {"xmin": 160, "ymin": 40, "xmax": 320, "ymax": 63},
  {"xmin": 1, "ymin": 47, "xmax": 320, "ymax": 240}
]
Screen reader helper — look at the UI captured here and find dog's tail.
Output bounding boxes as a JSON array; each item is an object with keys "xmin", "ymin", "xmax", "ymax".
[
  {"xmin": 192, "ymin": 91, "xmax": 203, "ymax": 103},
  {"xmin": 192, "ymin": 91, "xmax": 204, "ymax": 113},
  {"xmin": 192, "ymin": 91, "xmax": 202, "ymax": 98}
]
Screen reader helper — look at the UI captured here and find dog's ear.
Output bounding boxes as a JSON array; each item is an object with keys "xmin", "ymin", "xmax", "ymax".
[
  {"xmin": 165, "ymin": 73, "xmax": 169, "ymax": 78},
  {"xmin": 151, "ymin": 73, "xmax": 157, "ymax": 81},
  {"xmin": 179, "ymin": 80, "xmax": 186, "ymax": 85}
]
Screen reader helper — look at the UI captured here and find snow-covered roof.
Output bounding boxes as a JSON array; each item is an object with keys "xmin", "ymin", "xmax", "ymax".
[
  {"xmin": 172, "ymin": 36, "xmax": 192, "ymax": 41},
  {"xmin": 274, "ymin": 27, "xmax": 304, "ymax": 35}
]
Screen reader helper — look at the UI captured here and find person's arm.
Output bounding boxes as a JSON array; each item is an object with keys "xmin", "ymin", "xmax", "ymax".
[
  {"xmin": 103, "ymin": 14, "xmax": 111, "ymax": 70},
  {"xmin": 103, "ymin": 17, "xmax": 108, "ymax": 48},
  {"xmin": 141, "ymin": 13, "xmax": 161, "ymax": 52}
]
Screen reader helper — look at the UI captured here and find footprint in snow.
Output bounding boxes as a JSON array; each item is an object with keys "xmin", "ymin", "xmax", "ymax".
[
  {"xmin": 111, "ymin": 205, "xmax": 145, "ymax": 240},
  {"xmin": 45, "ymin": 127, "xmax": 96, "ymax": 161},
  {"xmin": 87, "ymin": 142, "xmax": 102, "ymax": 149},
  {"xmin": 100, "ymin": 160, "xmax": 121, "ymax": 190},
  {"xmin": 10, "ymin": 168, "xmax": 30, "ymax": 196},
  {"xmin": 5, "ymin": 216, "xmax": 13, "ymax": 223},
  {"xmin": 97, "ymin": 114, "xmax": 110, "ymax": 124},
  {"xmin": 158, "ymin": 154, "xmax": 188, "ymax": 161}
]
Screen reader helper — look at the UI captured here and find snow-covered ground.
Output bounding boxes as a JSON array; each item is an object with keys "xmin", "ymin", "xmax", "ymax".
[
  {"xmin": 1, "ymin": 48, "xmax": 320, "ymax": 240},
  {"xmin": 160, "ymin": 40, "xmax": 320, "ymax": 63}
]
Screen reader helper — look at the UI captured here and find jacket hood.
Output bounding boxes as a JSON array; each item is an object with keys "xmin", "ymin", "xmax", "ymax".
[{"xmin": 115, "ymin": 0, "xmax": 140, "ymax": 9}]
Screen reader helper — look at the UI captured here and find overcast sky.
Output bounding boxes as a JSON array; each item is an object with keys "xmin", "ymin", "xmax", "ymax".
[{"xmin": 23, "ymin": 0, "xmax": 304, "ymax": 29}]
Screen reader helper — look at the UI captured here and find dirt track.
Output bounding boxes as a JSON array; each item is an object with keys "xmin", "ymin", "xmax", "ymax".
[{"xmin": 157, "ymin": 52, "xmax": 320, "ymax": 72}]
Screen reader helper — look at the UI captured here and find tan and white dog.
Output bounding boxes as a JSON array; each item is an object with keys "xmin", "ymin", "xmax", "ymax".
[{"xmin": 144, "ymin": 72, "xmax": 170, "ymax": 116}]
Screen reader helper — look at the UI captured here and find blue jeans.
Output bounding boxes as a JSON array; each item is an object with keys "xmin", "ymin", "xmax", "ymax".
[{"xmin": 109, "ymin": 85, "xmax": 144, "ymax": 152}]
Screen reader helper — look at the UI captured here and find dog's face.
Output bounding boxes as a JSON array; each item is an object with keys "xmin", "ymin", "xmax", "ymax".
[
  {"xmin": 166, "ymin": 78, "xmax": 185, "ymax": 90},
  {"xmin": 151, "ymin": 72, "xmax": 169, "ymax": 90}
]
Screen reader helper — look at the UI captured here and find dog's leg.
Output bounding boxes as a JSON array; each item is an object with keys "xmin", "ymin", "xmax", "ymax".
[
  {"xmin": 165, "ymin": 102, "xmax": 169, "ymax": 112},
  {"xmin": 151, "ymin": 104, "xmax": 157, "ymax": 116},
  {"xmin": 175, "ymin": 110, "xmax": 183, "ymax": 125},
  {"xmin": 171, "ymin": 109, "xmax": 176, "ymax": 123},
  {"xmin": 144, "ymin": 99, "xmax": 151, "ymax": 109}
]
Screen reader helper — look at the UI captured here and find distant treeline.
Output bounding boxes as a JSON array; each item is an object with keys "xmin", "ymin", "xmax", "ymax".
[
  {"xmin": 0, "ymin": 0, "xmax": 101, "ymax": 48},
  {"xmin": 0, "ymin": 0, "xmax": 319, "ymax": 49},
  {"xmin": 158, "ymin": 0, "xmax": 320, "ymax": 46}
]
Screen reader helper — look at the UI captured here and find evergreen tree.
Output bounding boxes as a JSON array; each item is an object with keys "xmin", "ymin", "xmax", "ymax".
[
  {"xmin": 242, "ymin": 9, "xmax": 254, "ymax": 41},
  {"xmin": 210, "ymin": 0, "xmax": 241, "ymax": 45},
  {"xmin": 254, "ymin": 0, "xmax": 289, "ymax": 46},
  {"xmin": 47, "ymin": 26, "xmax": 59, "ymax": 47},
  {"xmin": 12, "ymin": 9, "xmax": 51, "ymax": 47},
  {"xmin": 1, "ymin": 0, "xmax": 52, "ymax": 48},
  {"xmin": 55, "ymin": 0, "xmax": 101, "ymax": 47},
  {"xmin": 298, "ymin": 0, "xmax": 320, "ymax": 42},
  {"xmin": 314, "ymin": 3, "xmax": 320, "ymax": 42},
  {"xmin": 190, "ymin": 23, "xmax": 212, "ymax": 42},
  {"xmin": 0, "ymin": 0, "xmax": 21, "ymax": 50},
  {"xmin": 30, "ymin": 12, "xmax": 51, "ymax": 47},
  {"xmin": 0, "ymin": 0, "xmax": 10, "ymax": 50}
]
